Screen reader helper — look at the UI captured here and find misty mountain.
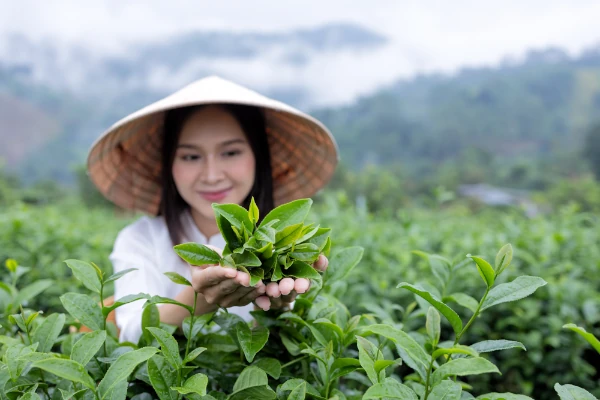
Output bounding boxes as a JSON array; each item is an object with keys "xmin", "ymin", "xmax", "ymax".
[
  {"xmin": 1, "ymin": 23, "xmax": 600, "ymax": 188},
  {"xmin": 0, "ymin": 22, "xmax": 387, "ymax": 106}
]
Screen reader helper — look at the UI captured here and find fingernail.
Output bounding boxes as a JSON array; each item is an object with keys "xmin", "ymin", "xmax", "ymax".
[{"xmin": 225, "ymin": 269, "xmax": 236, "ymax": 278}]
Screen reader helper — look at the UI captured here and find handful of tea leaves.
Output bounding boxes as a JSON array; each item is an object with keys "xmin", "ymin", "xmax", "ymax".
[{"xmin": 174, "ymin": 198, "xmax": 331, "ymax": 286}]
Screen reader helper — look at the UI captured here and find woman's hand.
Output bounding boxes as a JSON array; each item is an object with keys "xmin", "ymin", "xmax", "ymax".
[
  {"xmin": 254, "ymin": 254, "xmax": 329, "ymax": 311},
  {"xmin": 189, "ymin": 245, "xmax": 266, "ymax": 309}
]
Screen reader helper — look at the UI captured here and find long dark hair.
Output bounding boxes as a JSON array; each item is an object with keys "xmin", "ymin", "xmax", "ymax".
[{"xmin": 159, "ymin": 103, "xmax": 274, "ymax": 246}]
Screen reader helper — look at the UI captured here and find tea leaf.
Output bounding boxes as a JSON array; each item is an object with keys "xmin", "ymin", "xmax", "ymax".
[
  {"xmin": 563, "ymin": 324, "xmax": 600, "ymax": 353},
  {"xmin": 250, "ymin": 358, "xmax": 281, "ymax": 379},
  {"xmin": 217, "ymin": 214, "xmax": 243, "ymax": 249},
  {"xmin": 290, "ymin": 243, "xmax": 321, "ymax": 262},
  {"xmin": 6, "ymin": 343, "xmax": 37, "ymax": 381},
  {"xmin": 249, "ymin": 197, "xmax": 259, "ymax": 225},
  {"xmin": 170, "ymin": 373, "xmax": 208, "ymax": 396},
  {"xmin": 280, "ymin": 378, "xmax": 321, "ymax": 398},
  {"xmin": 248, "ymin": 268, "xmax": 264, "ymax": 286},
  {"xmin": 60, "ymin": 293, "xmax": 104, "ymax": 331},
  {"xmin": 296, "ymin": 224, "xmax": 319, "ymax": 243},
  {"xmin": 146, "ymin": 327, "xmax": 182, "ymax": 369},
  {"xmin": 475, "ymin": 394, "xmax": 534, "ymax": 399},
  {"xmin": 431, "ymin": 357, "xmax": 500, "ymax": 385},
  {"xmin": 470, "ymin": 340, "xmax": 527, "ymax": 354},
  {"xmin": 260, "ymin": 198, "xmax": 312, "ymax": 230},
  {"xmin": 213, "ymin": 203, "xmax": 254, "ymax": 233},
  {"xmin": 428, "ymin": 380, "xmax": 462, "ymax": 399},
  {"xmin": 494, "ymin": 244, "xmax": 513, "ymax": 276},
  {"xmin": 31, "ymin": 313, "xmax": 65, "ymax": 353},
  {"xmin": 432, "ymin": 345, "xmax": 479, "ymax": 360},
  {"xmin": 256, "ymin": 242, "xmax": 274, "ymax": 258},
  {"xmin": 412, "ymin": 251, "xmax": 451, "ymax": 289},
  {"xmin": 374, "ymin": 359, "xmax": 399, "ymax": 375},
  {"xmin": 148, "ymin": 355, "xmax": 178, "ymax": 400},
  {"xmin": 397, "ymin": 283, "xmax": 463, "ymax": 337},
  {"xmin": 361, "ymin": 324, "xmax": 431, "ymax": 381},
  {"xmin": 104, "ymin": 293, "xmax": 150, "ymax": 315},
  {"xmin": 322, "ymin": 237, "xmax": 332, "ymax": 257},
  {"xmin": 104, "ymin": 268, "xmax": 137, "ymax": 285},
  {"xmin": 183, "ymin": 347, "xmax": 207, "ymax": 364},
  {"xmin": 444, "ymin": 293, "xmax": 479, "ymax": 314},
  {"xmin": 98, "ymin": 347, "xmax": 158, "ymax": 399},
  {"xmin": 0, "ymin": 281, "xmax": 13, "ymax": 296},
  {"xmin": 357, "ymin": 336, "xmax": 385, "ymax": 385},
  {"xmin": 274, "ymin": 223, "xmax": 304, "ymax": 248},
  {"xmin": 426, "ymin": 307, "xmax": 441, "ymax": 346},
  {"xmin": 104, "ymin": 380, "xmax": 128, "ymax": 400},
  {"xmin": 286, "ymin": 260, "xmax": 321, "ymax": 280},
  {"xmin": 362, "ymin": 377, "xmax": 418, "ymax": 399},
  {"xmin": 554, "ymin": 383, "xmax": 597, "ymax": 400},
  {"xmin": 19, "ymin": 393, "xmax": 41, "ymax": 400},
  {"xmin": 330, "ymin": 358, "xmax": 361, "ymax": 380},
  {"xmin": 33, "ymin": 358, "xmax": 95, "ymax": 390},
  {"xmin": 146, "ymin": 296, "xmax": 193, "ymax": 314},
  {"xmin": 15, "ymin": 280, "xmax": 53, "ymax": 307},
  {"xmin": 229, "ymin": 386, "xmax": 277, "ymax": 400},
  {"xmin": 231, "ymin": 251, "xmax": 262, "ymax": 267},
  {"xmin": 58, "ymin": 388, "xmax": 88, "ymax": 400},
  {"xmin": 307, "ymin": 228, "xmax": 332, "ymax": 252},
  {"xmin": 287, "ymin": 381, "xmax": 306, "ymax": 400},
  {"xmin": 468, "ymin": 255, "xmax": 495, "ymax": 287},
  {"xmin": 314, "ymin": 318, "xmax": 344, "ymax": 340},
  {"xmin": 71, "ymin": 330, "xmax": 107, "ymax": 366},
  {"xmin": 5, "ymin": 259, "xmax": 17, "ymax": 273},
  {"xmin": 237, "ymin": 324, "xmax": 269, "ymax": 363},
  {"xmin": 164, "ymin": 272, "xmax": 191, "ymax": 287},
  {"xmin": 65, "ymin": 260, "xmax": 102, "ymax": 294},
  {"xmin": 481, "ymin": 276, "xmax": 547, "ymax": 311},
  {"xmin": 233, "ymin": 366, "xmax": 268, "ymax": 392},
  {"xmin": 325, "ymin": 247, "xmax": 364, "ymax": 283},
  {"xmin": 254, "ymin": 225, "xmax": 276, "ymax": 244},
  {"xmin": 182, "ymin": 313, "xmax": 214, "ymax": 340},
  {"xmin": 142, "ymin": 303, "xmax": 160, "ymax": 345},
  {"xmin": 173, "ymin": 243, "xmax": 222, "ymax": 266}
]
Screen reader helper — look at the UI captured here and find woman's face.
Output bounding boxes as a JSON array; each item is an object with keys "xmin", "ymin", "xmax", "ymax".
[{"xmin": 172, "ymin": 106, "xmax": 256, "ymax": 232}]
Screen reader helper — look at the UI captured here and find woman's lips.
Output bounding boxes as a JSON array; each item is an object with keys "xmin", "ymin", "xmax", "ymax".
[{"xmin": 198, "ymin": 188, "xmax": 232, "ymax": 202}]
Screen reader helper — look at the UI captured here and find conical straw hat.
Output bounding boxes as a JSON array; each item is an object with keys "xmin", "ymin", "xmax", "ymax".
[{"xmin": 87, "ymin": 75, "xmax": 339, "ymax": 214}]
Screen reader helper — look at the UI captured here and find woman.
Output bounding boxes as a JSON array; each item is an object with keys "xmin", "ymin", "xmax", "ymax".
[{"xmin": 87, "ymin": 76, "xmax": 338, "ymax": 343}]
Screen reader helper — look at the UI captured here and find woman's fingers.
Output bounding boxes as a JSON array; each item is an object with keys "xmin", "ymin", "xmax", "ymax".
[
  {"xmin": 294, "ymin": 278, "xmax": 310, "ymax": 294},
  {"xmin": 254, "ymin": 296, "xmax": 271, "ymax": 311},
  {"xmin": 313, "ymin": 254, "xmax": 328, "ymax": 272},
  {"xmin": 266, "ymin": 282, "xmax": 281, "ymax": 298},
  {"xmin": 190, "ymin": 266, "xmax": 237, "ymax": 292},
  {"xmin": 235, "ymin": 271, "xmax": 251, "ymax": 287},
  {"xmin": 279, "ymin": 278, "xmax": 295, "ymax": 296},
  {"xmin": 219, "ymin": 284, "xmax": 266, "ymax": 308}
]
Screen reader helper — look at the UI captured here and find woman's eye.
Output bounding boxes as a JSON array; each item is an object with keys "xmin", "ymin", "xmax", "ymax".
[
  {"xmin": 223, "ymin": 150, "xmax": 242, "ymax": 157},
  {"xmin": 180, "ymin": 154, "xmax": 200, "ymax": 161}
]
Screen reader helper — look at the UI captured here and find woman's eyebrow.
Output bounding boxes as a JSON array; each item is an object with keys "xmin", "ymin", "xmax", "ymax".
[
  {"xmin": 220, "ymin": 139, "xmax": 246, "ymax": 146},
  {"xmin": 176, "ymin": 139, "xmax": 246, "ymax": 149}
]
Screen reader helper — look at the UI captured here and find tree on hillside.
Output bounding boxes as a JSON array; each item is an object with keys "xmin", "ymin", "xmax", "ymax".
[{"xmin": 583, "ymin": 123, "xmax": 600, "ymax": 181}]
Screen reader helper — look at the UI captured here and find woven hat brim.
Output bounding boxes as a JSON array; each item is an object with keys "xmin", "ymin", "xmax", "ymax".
[{"xmin": 87, "ymin": 77, "xmax": 339, "ymax": 215}]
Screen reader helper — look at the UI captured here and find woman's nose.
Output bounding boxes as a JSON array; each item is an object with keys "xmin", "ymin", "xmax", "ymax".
[{"xmin": 202, "ymin": 156, "xmax": 224, "ymax": 182}]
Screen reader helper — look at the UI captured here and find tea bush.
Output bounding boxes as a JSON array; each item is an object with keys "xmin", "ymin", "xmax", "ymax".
[{"xmin": 0, "ymin": 196, "xmax": 598, "ymax": 398}]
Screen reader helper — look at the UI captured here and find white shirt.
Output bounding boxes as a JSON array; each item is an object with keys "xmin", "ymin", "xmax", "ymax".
[{"xmin": 109, "ymin": 209, "xmax": 254, "ymax": 343}]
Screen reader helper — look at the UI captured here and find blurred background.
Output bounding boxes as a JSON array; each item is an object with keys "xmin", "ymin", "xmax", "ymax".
[
  {"xmin": 1, "ymin": 0, "xmax": 600, "ymax": 212},
  {"xmin": 1, "ymin": 2, "xmax": 600, "ymax": 396}
]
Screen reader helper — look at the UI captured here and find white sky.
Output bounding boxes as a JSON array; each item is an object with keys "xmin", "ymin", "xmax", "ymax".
[{"xmin": 2, "ymin": 0, "xmax": 600, "ymax": 105}]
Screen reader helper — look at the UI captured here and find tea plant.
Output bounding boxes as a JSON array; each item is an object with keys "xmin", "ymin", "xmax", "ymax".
[
  {"xmin": 173, "ymin": 198, "xmax": 331, "ymax": 286},
  {"xmin": 1, "ymin": 197, "xmax": 598, "ymax": 398}
]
